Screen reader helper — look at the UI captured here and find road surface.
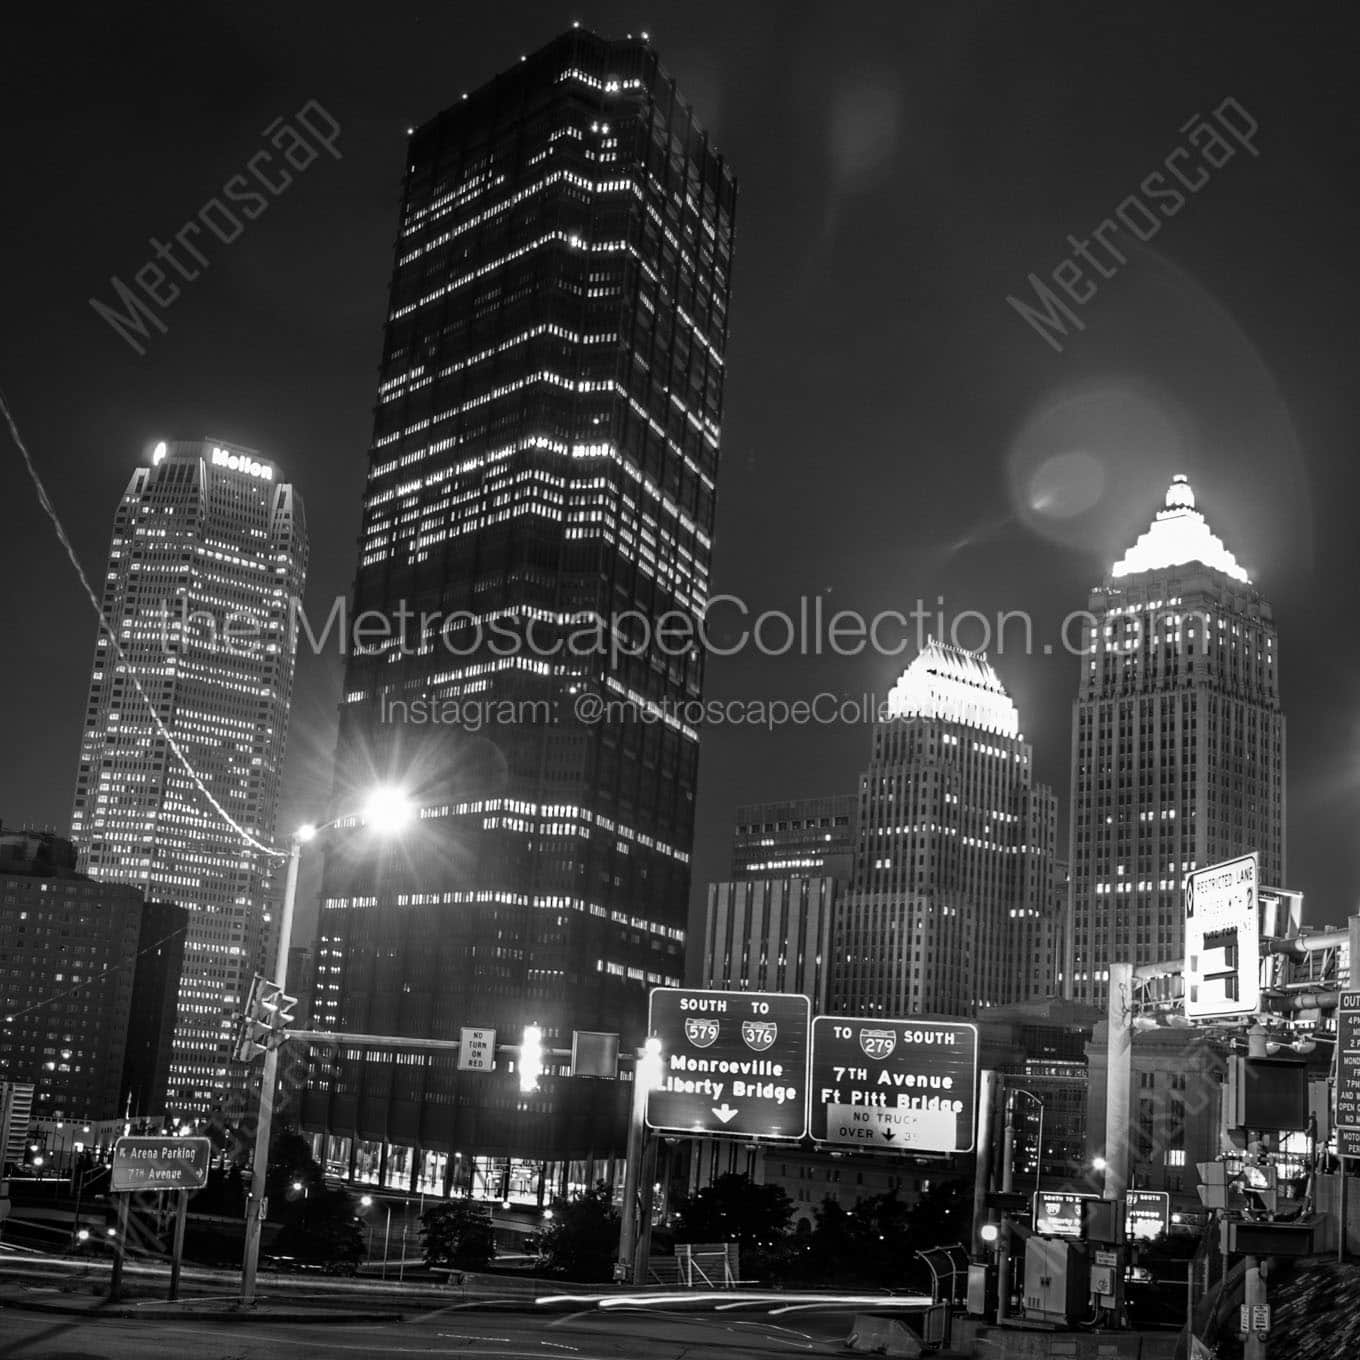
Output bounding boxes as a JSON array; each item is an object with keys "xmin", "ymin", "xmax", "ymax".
[{"xmin": 0, "ymin": 1299, "xmax": 854, "ymax": 1359}]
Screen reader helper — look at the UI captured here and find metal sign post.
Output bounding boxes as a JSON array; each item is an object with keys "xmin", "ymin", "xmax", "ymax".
[
  {"xmin": 168, "ymin": 1189, "xmax": 189, "ymax": 1301},
  {"xmin": 109, "ymin": 1191, "xmax": 130, "ymax": 1303}
]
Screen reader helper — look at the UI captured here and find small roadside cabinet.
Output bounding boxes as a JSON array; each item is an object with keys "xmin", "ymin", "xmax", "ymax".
[{"xmin": 1022, "ymin": 1237, "xmax": 1087, "ymax": 1325}]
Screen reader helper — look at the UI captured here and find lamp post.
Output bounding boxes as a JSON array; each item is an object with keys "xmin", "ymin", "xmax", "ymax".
[
  {"xmin": 616, "ymin": 1038, "xmax": 663, "ymax": 1284},
  {"xmin": 239, "ymin": 786, "xmax": 412, "ymax": 1306},
  {"xmin": 1001, "ymin": 1087, "xmax": 1046, "ymax": 1198}
]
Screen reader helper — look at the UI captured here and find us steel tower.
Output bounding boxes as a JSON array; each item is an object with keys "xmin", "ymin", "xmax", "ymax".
[
  {"xmin": 832, "ymin": 642, "xmax": 1061, "ymax": 1018},
  {"xmin": 1065, "ymin": 476, "xmax": 1284, "ymax": 1008},
  {"xmin": 302, "ymin": 29, "xmax": 736, "ymax": 1197},
  {"xmin": 70, "ymin": 438, "xmax": 308, "ymax": 1116}
]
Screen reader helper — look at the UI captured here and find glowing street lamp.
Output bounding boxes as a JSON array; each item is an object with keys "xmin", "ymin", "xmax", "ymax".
[
  {"xmin": 240, "ymin": 786, "xmax": 413, "ymax": 1307},
  {"xmin": 363, "ymin": 785, "xmax": 415, "ymax": 835},
  {"xmin": 617, "ymin": 1037, "xmax": 664, "ymax": 1283}
]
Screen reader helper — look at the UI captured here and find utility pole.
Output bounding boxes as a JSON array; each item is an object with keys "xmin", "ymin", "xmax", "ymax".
[
  {"xmin": 616, "ymin": 1048, "xmax": 650, "ymax": 1283},
  {"xmin": 971, "ymin": 1070, "xmax": 998, "ymax": 1255},
  {"xmin": 1243, "ymin": 1024, "xmax": 1269, "ymax": 1360},
  {"xmin": 1103, "ymin": 962, "xmax": 1133, "ymax": 1202}
]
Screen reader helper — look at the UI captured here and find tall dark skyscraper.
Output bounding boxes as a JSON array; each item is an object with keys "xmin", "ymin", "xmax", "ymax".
[
  {"xmin": 1065, "ymin": 476, "xmax": 1285, "ymax": 1008},
  {"xmin": 303, "ymin": 29, "xmax": 736, "ymax": 1197}
]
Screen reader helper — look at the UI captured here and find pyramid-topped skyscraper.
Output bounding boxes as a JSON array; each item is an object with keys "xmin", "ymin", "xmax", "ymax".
[
  {"xmin": 833, "ymin": 641, "xmax": 1061, "ymax": 1017},
  {"xmin": 1065, "ymin": 476, "xmax": 1284, "ymax": 1007}
]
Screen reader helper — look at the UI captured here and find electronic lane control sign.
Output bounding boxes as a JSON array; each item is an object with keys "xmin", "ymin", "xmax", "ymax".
[
  {"xmin": 646, "ymin": 988, "xmax": 810, "ymax": 1139},
  {"xmin": 111, "ymin": 1136, "xmax": 212, "ymax": 1192},
  {"xmin": 810, "ymin": 1016, "xmax": 978, "ymax": 1152},
  {"xmin": 1185, "ymin": 852, "xmax": 1260, "ymax": 1020}
]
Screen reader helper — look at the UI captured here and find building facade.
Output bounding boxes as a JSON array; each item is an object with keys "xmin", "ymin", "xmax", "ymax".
[
  {"xmin": 701, "ymin": 876, "xmax": 836, "ymax": 1009},
  {"xmin": 69, "ymin": 439, "xmax": 308, "ymax": 1116},
  {"xmin": 730, "ymin": 796, "xmax": 855, "ymax": 880},
  {"xmin": 833, "ymin": 642, "xmax": 1060, "ymax": 1017},
  {"xmin": 302, "ymin": 28, "xmax": 736, "ymax": 1193},
  {"xmin": 1066, "ymin": 476, "xmax": 1285, "ymax": 1007},
  {"xmin": 0, "ymin": 828, "xmax": 184, "ymax": 1120}
]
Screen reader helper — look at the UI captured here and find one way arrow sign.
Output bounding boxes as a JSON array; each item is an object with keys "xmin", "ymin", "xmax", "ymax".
[{"xmin": 712, "ymin": 1104, "xmax": 738, "ymax": 1124}]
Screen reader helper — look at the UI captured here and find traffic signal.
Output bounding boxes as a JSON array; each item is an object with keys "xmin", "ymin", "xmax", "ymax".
[
  {"xmin": 519, "ymin": 1023, "xmax": 544, "ymax": 1093},
  {"xmin": 1240, "ymin": 1163, "xmax": 1278, "ymax": 1218},
  {"xmin": 232, "ymin": 975, "xmax": 298, "ymax": 1063},
  {"xmin": 1196, "ymin": 1161, "xmax": 1248, "ymax": 1212}
]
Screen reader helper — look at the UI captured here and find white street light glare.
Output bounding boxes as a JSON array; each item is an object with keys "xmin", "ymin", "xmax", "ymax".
[{"xmin": 363, "ymin": 786, "xmax": 415, "ymax": 833}]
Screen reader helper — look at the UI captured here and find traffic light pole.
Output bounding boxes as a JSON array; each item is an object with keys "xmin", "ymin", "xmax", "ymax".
[
  {"xmin": 240, "ymin": 835, "xmax": 301, "ymax": 1306},
  {"xmin": 1243, "ymin": 1024, "xmax": 1269, "ymax": 1360},
  {"xmin": 616, "ymin": 1048, "xmax": 649, "ymax": 1284}
]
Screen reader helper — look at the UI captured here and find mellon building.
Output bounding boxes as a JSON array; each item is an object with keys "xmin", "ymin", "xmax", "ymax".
[
  {"xmin": 1065, "ymin": 476, "xmax": 1284, "ymax": 1007},
  {"xmin": 70, "ymin": 438, "xmax": 308, "ymax": 1117},
  {"xmin": 832, "ymin": 642, "xmax": 1061, "ymax": 1017}
]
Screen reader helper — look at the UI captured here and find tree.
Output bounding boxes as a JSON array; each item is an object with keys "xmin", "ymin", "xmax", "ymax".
[
  {"xmin": 421, "ymin": 1200, "xmax": 495, "ymax": 1269},
  {"xmin": 537, "ymin": 1182, "xmax": 620, "ymax": 1282},
  {"xmin": 674, "ymin": 1173, "xmax": 794, "ymax": 1281},
  {"xmin": 674, "ymin": 1173, "xmax": 793, "ymax": 1254},
  {"xmin": 272, "ymin": 1190, "xmax": 364, "ymax": 1274},
  {"xmin": 904, "ymin": 1177, "xmax": 970, "ymax": 1251}
]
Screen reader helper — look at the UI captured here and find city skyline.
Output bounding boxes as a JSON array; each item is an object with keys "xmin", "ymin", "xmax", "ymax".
[
  {"xmin": 0, "ymin": 10, "xmax": 1354, "ymax": 968},
  {"xmin": 2, "ymin": 6, "xmax": 1349, "ymax": 948}
]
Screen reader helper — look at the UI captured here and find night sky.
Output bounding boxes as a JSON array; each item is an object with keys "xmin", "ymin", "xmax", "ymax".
[{"xmin": 3, "ymin": 2, "xmax": 1356, "ymax": 953}]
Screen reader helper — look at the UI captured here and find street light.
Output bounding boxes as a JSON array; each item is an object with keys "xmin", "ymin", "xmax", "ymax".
[
  {"xmin": 240, "ymin": 787, "xmax": 413, "ymax": 1306},
  {"xmin": 617, "ymin": 1037, "xmax": 664, "ymax": 1283},
  {"xmin": 1001, "ymin": 1087, "xmax": 1046, "ymax": 1198}
]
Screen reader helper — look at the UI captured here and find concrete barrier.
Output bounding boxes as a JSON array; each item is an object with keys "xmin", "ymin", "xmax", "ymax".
[{"xmin": 846, "ymin": 1313, "xmax": 925, "ymax": 1356}]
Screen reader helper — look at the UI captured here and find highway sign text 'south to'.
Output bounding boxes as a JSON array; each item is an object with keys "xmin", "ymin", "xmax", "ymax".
[
  {"xmin": 646, "ymin": 988, "xmax": 810, "ymax": 1139},
  {"xmin": 1337, "ymin": 992, "xmax": 1360, "ymax": 1158},
  {"xmin": 809, "ymin": 1016, "xmax": 978, "ymax": 1152},
  {"xmin": 110, "ymin": 1136, "xmax": 212, "ymax": 1192}
]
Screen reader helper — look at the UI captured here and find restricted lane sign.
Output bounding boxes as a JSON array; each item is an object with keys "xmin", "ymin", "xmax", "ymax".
[
  {"xmin": 1336, "ymin": 992, "xmax": 1360, "ymax": 1158},
  {"xmin": 110, "ymin": 1136, "xmax": 212, "ymax": 1192},
  {"xmin": 1184, "ymin": 853, "xmax": 1260, "ymax": 1020},
  {"xmin": 646, "ymin": 988, "xmax": 810, "ymax": 1139},
  {"xmin": 810, "ymin": 1016, "xmax": 978, "ymax": 1152}
]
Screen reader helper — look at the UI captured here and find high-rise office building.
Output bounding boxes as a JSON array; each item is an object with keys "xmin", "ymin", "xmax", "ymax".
[
  {"xmin": 832, "ymin": 642, "xmax": 1060, "ymax": 1017},
  {"xmin": 1065, "ymin": 476, "xmax": 1284, "ymax": 1007},
  {"xmin": 302, "ymin": 29, "xmax": 735, "ymax": 1197},
  {"xmin": 0, "ymin": 827, "xmax": 185, "ymax": 1120},
  {"xmin": 701, "ymin": 877, "xmax": 837, "ymax": 1008},
  {"xmin": 70, "ymin": 438, "xmax": 307, "ymax": 1115},
  {"xmin": 729, "ymin": 795, "xmax": 855, "ymax": 880}
]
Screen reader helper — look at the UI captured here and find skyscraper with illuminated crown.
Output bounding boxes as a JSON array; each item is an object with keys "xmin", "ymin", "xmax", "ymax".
[
  {"xmin": 70, "ymin": 437, "xmax": 307, "ymax": 1116},
  {"xmin": 1065, "ymin": 475, "xmax": 1284, "ymax": 1007},
  {"xmin": 833, "ymin": 642, "xmax": 1060, "ymax": 1017}
]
